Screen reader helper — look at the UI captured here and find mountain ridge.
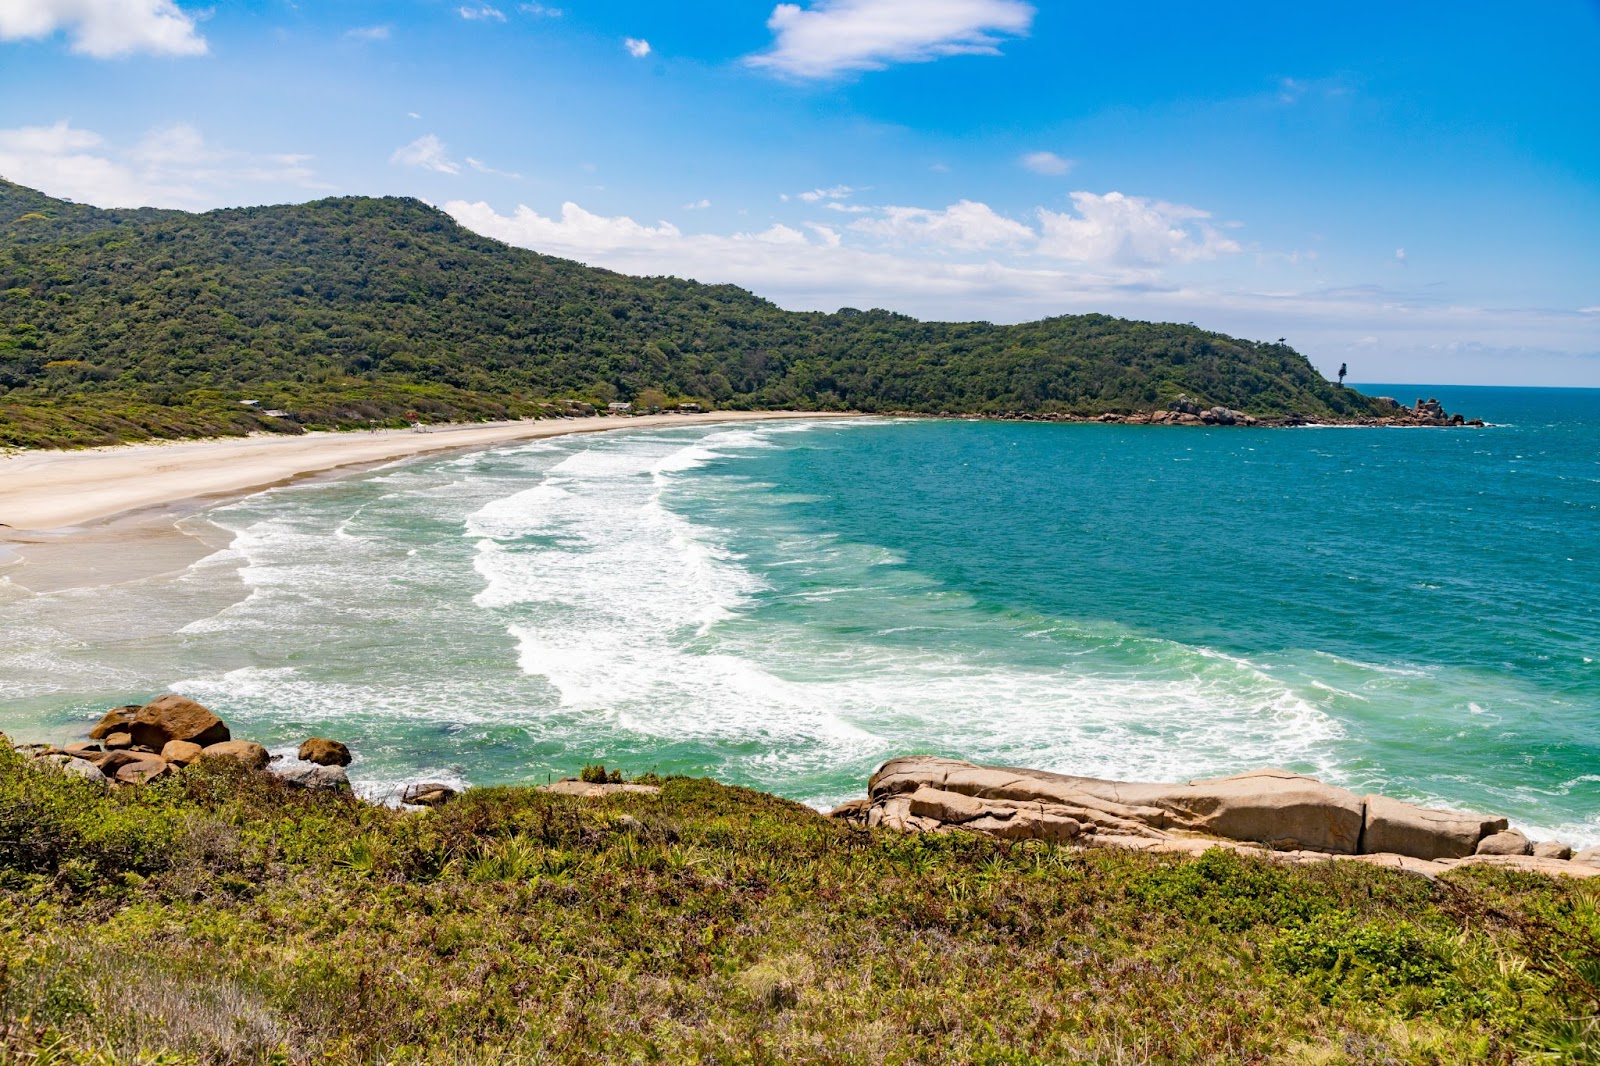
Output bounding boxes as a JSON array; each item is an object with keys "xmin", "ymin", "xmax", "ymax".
[{"xmin": 0, "ymin": 177, "xmax": 1383, "ymax": 447}]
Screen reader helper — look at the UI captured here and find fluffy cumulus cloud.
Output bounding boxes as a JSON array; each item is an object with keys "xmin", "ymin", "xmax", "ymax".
[
  {"xmin": 0, "ymin": 0, "xmax": 206, "ymax": 57},
  {"xmin": 457, "ymin": 5, "xmax": 506, "ymax": 22},
  {"xmin": 0, "ymin": 120, "xmax": 319, "ymax": 207},
  {"xmin": 1036, "ymin": 191, "xmax": 1240, "ymax": 265},
  {"xmin": 748, "ymin": 0, "xmax": 1034, "ymax": 78},
  {"xmin": 623, "ymin": 37, "xmax": 650, "ymax": 57},
  {"xmin": 391, "ymin": 134, "xmax": 460, "ymax": 175},
  {"xmin": 852, "ymin": 199, "xmax": 1033, "ymax": 250}
]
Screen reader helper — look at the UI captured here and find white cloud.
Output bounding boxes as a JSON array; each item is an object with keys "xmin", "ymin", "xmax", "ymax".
[
  {"xmin": 1036, "ymin": 191, "xmax": 1240, "ymax": 265},
  {"xmin": 683, "ymin": 198, "xmax": 712, "ymax": 210},
  {"xmin": 1395, "ymin": 247, "xmax": 1407, "ymax": 262},
  {"xmin": 407, "ymin": 111, "xmax": 422, "ymax": 120},
  {"xmin": 1020, "ymin": 150, "xmax": 1073, "ymax": 175},
  {"xmin": 391, "ymin": 134, "xmax": 460, "ymax": 175},
  {"xmin": 0, "ymin": 0, "xmax": 206, "ymax": 57},
  {"xmin": 0, "ymin": 120, "xmax": 321, "ymax": 208},
  {"xmin": 519, "ymin": 2, "xmax": 562, "ymax": 14},
  {"xmin": 624, "ymin": 36, "xmax": 650, "ymax": 57},
  {"xmin": 747, "ymin": 0, "xmax": 1034, "ymax": 78},
  {"xmin": 467, "ymin": 156, "xmax": 522, "ymax": 179},
  {"xmin": 458, "ymin": 5, "xmax": 506, "ymax": 21},
  {"xmin": 798, "ymin": 184, "xmax": 855, "ymax": 202},
  {"xmin": 345, "ymin": 25, "xmax": 391, "ymax": 41},
  {"xmin": 852, "ymin": 199, "xmax": 1033, "ymax": 250}
]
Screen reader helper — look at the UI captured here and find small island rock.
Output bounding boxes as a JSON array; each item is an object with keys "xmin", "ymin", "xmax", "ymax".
[{"xmin": 297, "ymin": 737, "xmax": 352, "ymax": 767}]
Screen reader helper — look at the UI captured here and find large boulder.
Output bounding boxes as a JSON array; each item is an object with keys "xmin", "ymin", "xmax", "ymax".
[
  {"xmin": 129, "ymin": 695, "xmax": 230, "ymax": 751},
  {"xmin": 1360, "ymin": 794, "xmax": 1507, "ymax": 860},
  {"xmin": 1477, "ymin": 829, "xmax": 1533, "ymax": 856},
  {"xmin": 37, "ymin": 753, "xmax": 108, "ymax": 785},
  {"xmin": 1573, "ymin": 846, "xmax": 1600, "ymax": 867},
  {"xmin": 200, "ymin": 740, "xmax": 269, "ymax": 769},
  {"xmin": 297, "ymin": 737, "xmax": 352, "ymax": 767},
  {"xmin": 160, "ymin": 740, "xmax": 204, "ymax": 766},
  {"xmin": 111, "ymin": 755, "xmax": 169, "ymax": 784},
  {"xmin": 1534, "ymin": 841, "xmax": 1573, "ymax": 861},
  {"xmin": 87, "ymin": 705, "xmax": 141, "ymax": 741}
]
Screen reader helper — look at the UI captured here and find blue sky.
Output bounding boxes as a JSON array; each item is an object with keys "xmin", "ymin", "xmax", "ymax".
[{"xmin": 1, "ymin": 1, "xmax": 1597, "ymax": 385}]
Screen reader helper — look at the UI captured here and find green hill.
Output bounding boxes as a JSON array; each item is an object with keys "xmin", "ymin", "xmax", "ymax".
[{"xmin": 0, "ymin": 178, "xmax": 1382, "ymax": 447}]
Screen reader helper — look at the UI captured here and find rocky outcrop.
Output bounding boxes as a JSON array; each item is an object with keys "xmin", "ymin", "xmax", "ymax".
[
  {"xmin": 129, "ymin": 694, "xmax": 231, "ymax": 750},
  {"xmin": 837, "ymin": 756, "xmax": 1596, "ymax": 878},
  {"xmin": 200, "ymin": 740, "xmax": 270, "ymax": 769},
  {"xmin": 297, "ymin": 737, "xmax": 352, "ymax": 767},
  {"xmin": 273, "ymin": 763, "xmax": 351, "ymax": 791},
  {"xmin": 401, "ymin": 782, "xmax": 458, "ymax": 807},
  {"xmin": 1360, "ymin": 793, "xmax": 1506, "ymax": 860},
  {"xmin": 160, "ymin": 740, "xmax": 205, "ymax": 766},
  {"xmin": 87, "ymin": 706, "xmax": 140, "ymax": 741}
]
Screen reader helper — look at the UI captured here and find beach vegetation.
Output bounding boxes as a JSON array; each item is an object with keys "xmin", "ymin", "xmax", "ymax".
[{"xmin": 2, "ymin": 744, "xmax": 1599, "ymax": 1063}]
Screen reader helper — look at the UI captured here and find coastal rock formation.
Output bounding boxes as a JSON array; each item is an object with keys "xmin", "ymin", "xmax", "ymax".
[
  {"xmin": 298, "ymin": 737, "xmax": 352, "ymax": 767},
  {"xmin": 160, "ymin": 740, "xmax": 204, "ymax": 766},
  {"xmin": 273, "ymin": 763, "xmax": 351, "ymax": 791},
  {"xmin": 87, "ymin": 705, "xmax": 140, "ymax": 741},
  {"xmin": 837, "ymin": 756, "xmax": 1595, "ymax": 878},
  {"xmin": 401, "ymin": 782, "xmax": 458, "ymax": 807},
  {"xmin": 1360, "ymin": 793, "xmax": 1507, "ymax": 860},
  {"xmin": 130, "ymin": 694, "xmax": 231, "ymax": 750},
  {"xmin": 199, "ymin": 740, "xmax": 270, "ymax": 769}
]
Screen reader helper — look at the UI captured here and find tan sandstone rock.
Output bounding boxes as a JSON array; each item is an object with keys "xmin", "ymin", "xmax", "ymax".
[
  {"xmin": 200, "ymin": 740, "xmax": 270, "ymax": 769},
  {"xmin": 103, "ymin": 732, "xmax": 134, "ymax": 750},
  {"xmin": 1533, "ymin": 841, "xmax": 1574, "ymax": 861},
  {"xmin": 1360, "ymin": 794, "xmax": 1507, "ymax": 860},
  {"xmin": 87, "ymin": 705, "xmax": 140, "ymax": 741},
  {"xmin": 1573, "ymin": 846, "xmax": 1600, "ymax": 866},
  {"xmin": 297, "ymin": 737, "xmax": 352, "ymax": 767},
  {"xmin": 112, "ymin": 755, "xmax": 169, "ymax": 784},
  {"xmin": 1476, "ymin": 829, "xmax": 1533, "ymax": 856},
  {"xmin": 160, "ymin": 740, "xmax": 205, "ymax": 766},
  {"xmin": 131, "ymin": 694, "xmax": 230, "ymax": 751}
]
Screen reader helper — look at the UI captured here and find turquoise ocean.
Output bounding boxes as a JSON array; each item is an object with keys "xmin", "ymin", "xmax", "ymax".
[{"xmin": 3, "ymin": 384, "xmax": 1597, "ymax": 841}]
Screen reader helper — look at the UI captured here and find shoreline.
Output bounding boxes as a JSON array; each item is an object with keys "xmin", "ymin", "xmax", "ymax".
[{"xmin": 0, "ymin": 410, "xmax": 855, "ymax": 592}]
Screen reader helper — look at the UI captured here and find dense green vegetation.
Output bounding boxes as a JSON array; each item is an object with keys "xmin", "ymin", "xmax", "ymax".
[
  {"xmin": 0, "ymin": 178, "xmax": 1384, "ymax": 447},
  {"xmin": 3, "ymin": 746, "xmax": 1600, "ymax": 1064}
]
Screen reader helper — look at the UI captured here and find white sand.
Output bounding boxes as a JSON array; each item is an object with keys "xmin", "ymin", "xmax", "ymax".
[{"xmin": 0, "ymin": 412, "xmax": 846, "ymax": 533}]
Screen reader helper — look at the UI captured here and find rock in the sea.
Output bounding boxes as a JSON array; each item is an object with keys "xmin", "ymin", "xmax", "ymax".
[
  {"xmin": 1533, "ymin": 841, "xmax": 1573, "ymax": 861},
  {"xmin": 130, "ymin": 694, "xmax": 231, "ymax": 751},
  {"xmin": 112, "ymin": 755, "xmax": 169, "ymax": 784},
  {"xmin": 297, "ymin": 737, "xmax": 352, "ymax": 767},
  {"xmin": 1360, "ymin": 794, "xmax": 1507, "ymax": 860},
  {"xmin": 200, "ymin": 740, "xmax": 270, "ymax": 769},
  {"xmin": 87, "ymin": 705, "xmax": 141, "ymax": 741},
  {"xmin": 273, "ymin": 762, "xmax": 351, "ymax": 791},
  {"xmin": 160, "ymin": 740, "xmax": 204, "ymax": 766},
  {"xmin": 1476, "ymin": 829, "xmax": 1533, "ymax": 856},
  {"xmin": 103, "ymin": 732, "xmax": 134, "ymax": 750},
  {"xmin": 401, "ymin": 782, "xmax": 458, "ymax": 807}
]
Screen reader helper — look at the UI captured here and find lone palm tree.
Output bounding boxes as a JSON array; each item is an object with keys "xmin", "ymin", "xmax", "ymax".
[{"xmin": 1337, "ymin": 363, "xmax": 1348, "ymax": 386}]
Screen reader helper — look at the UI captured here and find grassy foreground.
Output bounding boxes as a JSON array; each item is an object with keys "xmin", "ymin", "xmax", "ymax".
[{"xmin": 3, "ymin": 746, "xmax": 1600, "ymax": 1064}]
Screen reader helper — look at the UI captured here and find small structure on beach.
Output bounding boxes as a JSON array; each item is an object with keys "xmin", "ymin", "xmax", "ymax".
[{"xmin": 608, "ymin": 402, "xmax": 633, "ymax": 413}]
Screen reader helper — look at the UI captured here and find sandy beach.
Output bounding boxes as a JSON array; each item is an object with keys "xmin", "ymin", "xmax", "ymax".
[{"xmin": 0, "ymin": 411, "xmax": 848, "ymax": 591}]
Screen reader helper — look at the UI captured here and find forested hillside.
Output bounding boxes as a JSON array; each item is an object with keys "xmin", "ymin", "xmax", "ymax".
[{"xmin": 0, "ymin": 178, "xmax": 1381, "ymax": 447}]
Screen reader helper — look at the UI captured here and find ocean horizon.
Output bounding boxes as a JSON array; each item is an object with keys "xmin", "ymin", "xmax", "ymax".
[{"xmin": 3, "ymin": 383, "xmax": 1596, "ymax": 842}]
